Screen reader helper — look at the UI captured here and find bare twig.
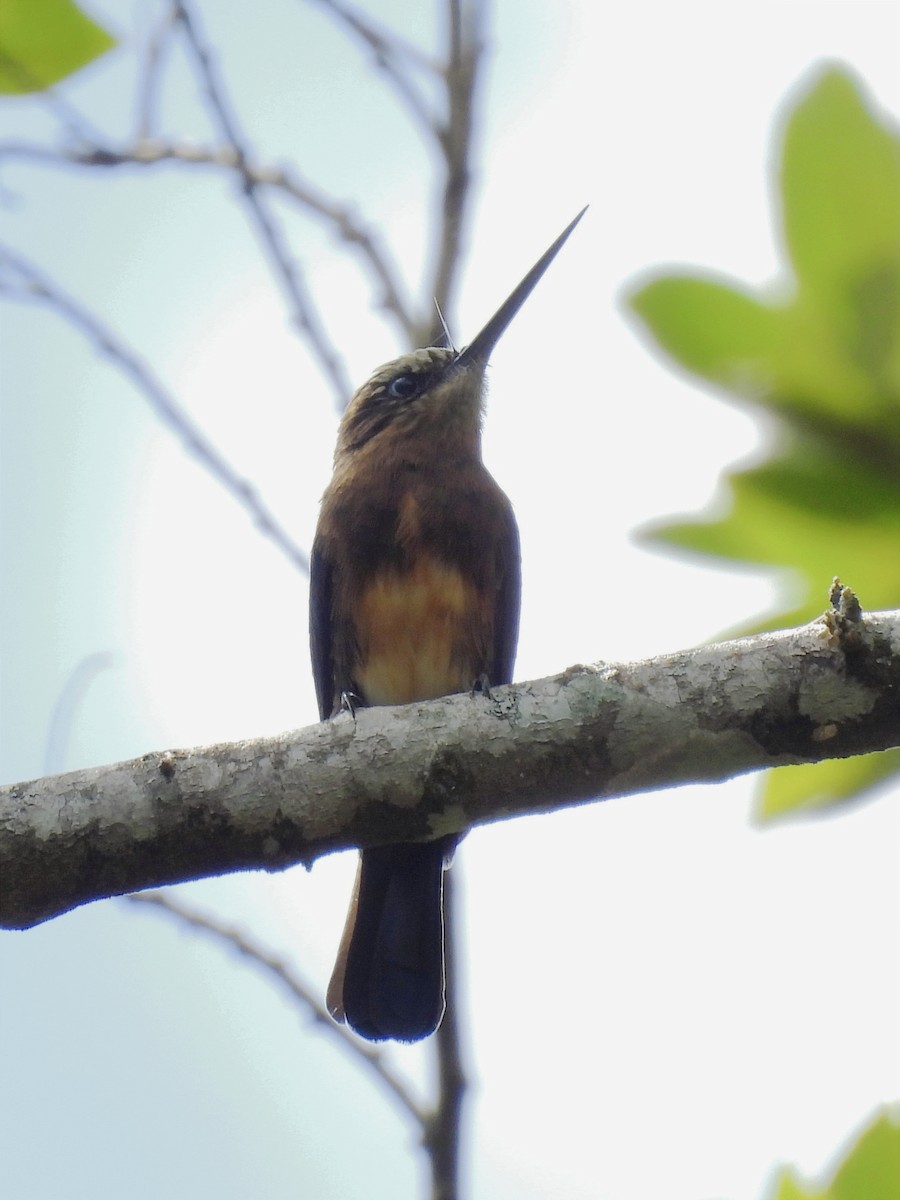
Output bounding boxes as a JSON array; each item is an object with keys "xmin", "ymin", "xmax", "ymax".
[
  {"xmin": 44, "ymin": 652, "xmax": 116, "ymax": 776},
  {"xmin": 306, "ymin": 0, "xmax": 489, "ymax": 347},
  {"xmin": 127, "ymin": 891, "xmax": 427, "ymax": 1123},
  {"xmin": 0, "ymin": 137, "xmax": 418, "ymax": 344},
  {"xmin": 309, "ymin": 0, "xmax": 437, "ymax": 75},
  {"xmin": 0, "ymin": 244, "xmax": 310, "ymax": 575},
  {"xmin": 426, "ymin": 869, "xmax": 467, "ymax": 1200},
  {"xmin": 423, "ymin": 0, "xmax": 485, "ymax": 344},
  {"xmin": 309, "ymin": 0, "xmax": 437, "ymax": 141},
  {"xmin": 135, "ymin": 3, "xmax": 180, "ymax": 139},
  {"xmin": 172, "ymin": 0, "xmax": 353, "ymax": 408}
]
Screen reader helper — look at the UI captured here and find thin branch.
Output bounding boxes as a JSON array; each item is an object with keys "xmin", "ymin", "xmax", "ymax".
[
  {"xmin": 172, "ymin": 0, "xmax": 353, "ymax": 407},
  {"xmin": 4, "ymin": 608, "xmax": 899, "ymax": 930},
  {"xmin": 308, "ymin": 0, "xmax": 437, "ymax": 75},
  {"xmin": 135, "ymin": 3, "xmax": 180, "ymax": 139},
  {"xmin": 127, "ymin": 891, "xmax": 426, "ymax": 1122},
  {"xmin": 0, "ymin": 244, "xmax": 309, "ymax": 575},
  {"xmin": 423, "ymin": 0, "xmax": 486, "ymax": 343},
  {"xmin": 44, "ymin": 652, "xmax": 116, "ymax": 776},
  {"xmin": 308, "ymin": 0, "xmax": 438, "ymax": 142},
  {"xmin": 426, "ymin": 869, "xmax": 467, "ymax": 1200},
  {"xmin": 0, "ymin": 137, "xmax": 418, "ymax": 344}
]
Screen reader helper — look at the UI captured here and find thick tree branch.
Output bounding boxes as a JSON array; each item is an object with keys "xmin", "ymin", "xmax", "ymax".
[{"xmin": 3, "ymin": 609, "xmax": 898, "ymax": 931}]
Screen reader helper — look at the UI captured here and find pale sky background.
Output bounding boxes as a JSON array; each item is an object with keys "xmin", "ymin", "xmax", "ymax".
[{"xmin": 1, "ymin": 2, "xmax": 898, "ymax": 1199}]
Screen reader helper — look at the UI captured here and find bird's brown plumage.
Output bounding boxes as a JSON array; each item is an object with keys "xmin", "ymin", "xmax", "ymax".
[
  {"xmin": 311, "ymin": 350, "xmax": 519, "ymax": 1040},
  {"xmin": 310, "ymin": 210, "xmax": 585, "ymax": 1041}
]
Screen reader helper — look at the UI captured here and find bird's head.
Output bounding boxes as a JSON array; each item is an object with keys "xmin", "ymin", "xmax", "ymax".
[{"xmin": 334, "ymin": 208, "xmax": 587, "ymax": 462}]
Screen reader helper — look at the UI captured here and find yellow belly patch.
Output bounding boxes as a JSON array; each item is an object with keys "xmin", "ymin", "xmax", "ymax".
[{"xmin": 355, "ymin": 558, "xmax": 479, "ymax": 705}]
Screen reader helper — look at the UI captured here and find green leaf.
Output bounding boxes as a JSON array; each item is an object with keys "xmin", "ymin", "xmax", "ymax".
[
  {"xmin": 627, "ymin": 66, "xmax": 900, "ymax": 813},
  {"xmin": 629, "ymin": 275, "xmax": 782, "ymax": 395},
  {"xmin": 768, "ymin": 1111, "xmax": 900, "ymax": 1200},
  {"xmin": 0, "ymin": 0, "xmax": 116, "ymax": 94},
  {"xmin": 770, "ymin": 1171, "xmax": 824, "ymax": 1200},
  {"xmin": 782, "ymin": 71, "xmax": 900, "ymax": 303},
  {"xmin": 759, "ymin": 750, "xmax": 900, "ymax": 820},
  {"xmin": 647, "ymin": 450, "xmax": 900, "ymax": 604},
  {"xmin": 830, "ymin": 1111, "xmax": 900, "ymax": 1200}
]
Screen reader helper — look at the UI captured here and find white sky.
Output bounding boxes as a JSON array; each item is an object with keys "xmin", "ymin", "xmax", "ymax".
[{"xmin": 1, "ymin": 2, "xmax": 898, "ymax": 1199}]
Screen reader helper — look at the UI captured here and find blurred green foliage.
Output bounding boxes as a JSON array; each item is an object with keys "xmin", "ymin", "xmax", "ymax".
[
  {"xmin": 769, "ymin": 1109, "xmax": 900, "ymax": 1200},
  {"xmin": 629, "ymin": 67, "xmax": 900, "ymax": 818},
  {"xmin": 0, "ymin": 0, "xmax": 115, "ymax": 94}
]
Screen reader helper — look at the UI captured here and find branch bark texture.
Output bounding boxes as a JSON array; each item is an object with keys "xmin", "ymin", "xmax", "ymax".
[{"xmin": 3, "ymin": 610, "xmax": 898, "ymax": 930}]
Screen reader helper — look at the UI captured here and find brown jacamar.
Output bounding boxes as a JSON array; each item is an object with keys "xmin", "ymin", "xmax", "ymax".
[{"xmin": 310, "ymin": 208, "xmax": 586, "ymax": 1041}]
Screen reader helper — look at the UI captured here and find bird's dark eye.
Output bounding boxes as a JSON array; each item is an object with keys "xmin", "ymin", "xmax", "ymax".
[{"xmin": 387, "ymin": 374, "xmax": 418, "ymax": 399}]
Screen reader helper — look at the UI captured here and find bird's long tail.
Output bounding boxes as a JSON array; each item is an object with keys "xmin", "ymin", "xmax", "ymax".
[{"xmin": 327, "ymin": 840, "xmax": 452, "ymax": 1042}]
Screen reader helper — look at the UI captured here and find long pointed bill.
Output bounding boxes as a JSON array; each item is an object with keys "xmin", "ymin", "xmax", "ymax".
[{"xmin": 453, "ymin": 206, "xmax": 587, "ymax": 370}]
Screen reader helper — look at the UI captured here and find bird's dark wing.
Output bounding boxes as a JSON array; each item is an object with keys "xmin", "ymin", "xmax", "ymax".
[
  {"xmin": 492, "ymin": 506, "xmax": 521, "ymax": 687},
  {"xmin": 309, "ymin": 538, "xmax": 336, "ymax": 721}
]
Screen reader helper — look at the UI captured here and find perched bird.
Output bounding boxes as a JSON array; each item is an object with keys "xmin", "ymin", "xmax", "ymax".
[{"xmin": 310, "ymin": 209, "xmax": 586, "ymax": 1041}]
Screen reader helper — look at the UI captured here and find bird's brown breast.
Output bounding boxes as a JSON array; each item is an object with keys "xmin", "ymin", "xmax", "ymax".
[
  {"xmin": 315, "ymin": 457, "xmax": 516, "ymax": 715},
  {"xmin": 354, "ymin": 554, "xmax": 484, "ymax": 705}
]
